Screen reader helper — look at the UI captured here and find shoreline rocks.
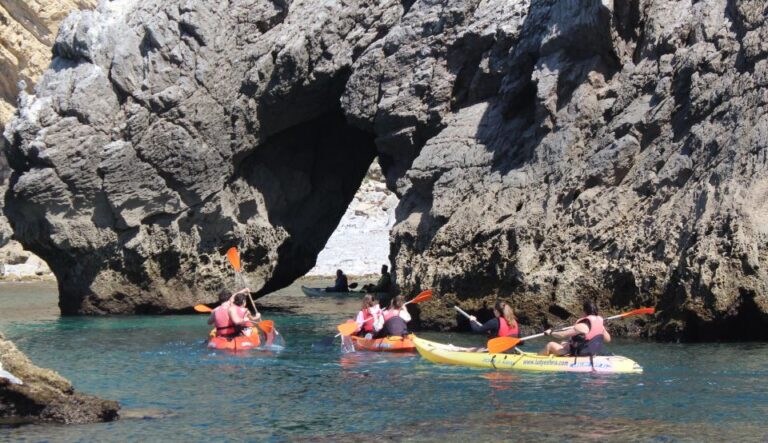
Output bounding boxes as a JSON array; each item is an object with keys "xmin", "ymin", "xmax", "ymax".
[{"xmin": 0, "ymin": 332, "xmax": 119, "ymax": 424}]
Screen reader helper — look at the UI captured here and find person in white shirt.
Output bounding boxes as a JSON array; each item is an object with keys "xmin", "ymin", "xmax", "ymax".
[{"xmin": 354, "ymin": 294, "xmax": 384, "ymax": 337}]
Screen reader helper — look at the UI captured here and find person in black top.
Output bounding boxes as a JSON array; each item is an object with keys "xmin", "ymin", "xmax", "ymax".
[
  {"xmin": 325, "ymin": 269, "xmax": 349, "ymax": 292},
  {"xmin": 363, "ymin": 264, "xmax": 392, "ymax": 293},
  {"xmin": 468, "ymin": 300, "xmax": 519, "ymax": 338}
]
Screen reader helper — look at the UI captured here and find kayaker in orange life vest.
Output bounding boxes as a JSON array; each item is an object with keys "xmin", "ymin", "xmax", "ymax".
[
  {"xmin": 354, "ymin": 294, "xmax": 384, "ymax": 337},
  {"xmin": 468, "ymin": 300, "xmax": 519, "ymax": 338},
  {"xmin": 539, "ymin": 300, "xmax": 611, "ymax": 356},
  {"xmin": 207, "ymin": 288, "xmax": 261, "ymax": 338}
]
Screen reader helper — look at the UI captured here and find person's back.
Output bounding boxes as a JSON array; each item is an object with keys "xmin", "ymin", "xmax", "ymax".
[
  {"xmin": 366, "ymin": 264, "xmax": 392, "ymax": 293},
  {"xmin": 569, "ymin": 313, "xmax": 607, "ymax": 356},
  {"xmin": 209, "ymin": 291, "xmax": 237, "ymax": 338},
  {"xmin": 539, "ymin": 300, "xmax": 611, "ymax": 356},
  {"xmin": 376, "ymin": 271, "xmax": 391, "ymax": 292},
  {"xmin": 378, "ymin": 295, "xmax": 410, "ymax": 338}
]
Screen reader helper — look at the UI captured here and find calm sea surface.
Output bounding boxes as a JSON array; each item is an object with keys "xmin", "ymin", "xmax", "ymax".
[{"xmin": 1, "ymin": 282, "xmax": 767, "ymax": 442}]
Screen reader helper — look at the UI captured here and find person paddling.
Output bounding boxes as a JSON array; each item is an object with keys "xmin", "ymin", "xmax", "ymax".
[
  {"xmin": 468, "ymin": 300, "xmax": 519, "ymax": 338},
  {"xmin": 207, "ymin": 288, "xmax": 258, "ymax": 338},
  {"xmin": 229, "ymin": 293, "xmax": 261, "ymax": 337},
  {"xmin": 354, "ymin": 294, "xmax": 384, "ymax": 338},
  {"xmin": 363, "ymin": 264, "xmax": 392, "ymax": 293},
  {"xmin": 539, "ymin": 300, "xmax": 611, "ymax": 356},
  {"xmin": 376, "ymin": 295, "xmax": 412, "ymax": 338},
  {"xmin": 325, "ymin": 269, "xmax": 349, "ymax": 292}
]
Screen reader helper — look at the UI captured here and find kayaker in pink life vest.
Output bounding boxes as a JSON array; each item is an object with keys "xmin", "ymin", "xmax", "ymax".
[
  {"xmin": 539, "ymin": 300, "xmax": 611, "ymax": 356},
  {"xmin": 207, "ymin": 288, "xmax": 259, "ymax": 338},
  {"xmin": 376, "ymin": 295, "xmax": 412, "ymax": 338},
  {"xmin": 469, "ymin": 300, "xmax": 520, "ymax": 338},
  {"xmin": 229, "ymin": 293, "xmax": 261, "ymax": 336},
  {"xmin": 355, "ymin": 294, "xmax": 384, "ymax": 337}
]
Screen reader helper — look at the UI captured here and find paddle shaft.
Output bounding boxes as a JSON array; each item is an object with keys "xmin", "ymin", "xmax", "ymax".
[
  {"xmin": 453, "ymin": 305, "xmax": 483, "ymax": 327},
  {"xmin": 231, "ymin": 266, "xmax": 260, "ymax": 317}
]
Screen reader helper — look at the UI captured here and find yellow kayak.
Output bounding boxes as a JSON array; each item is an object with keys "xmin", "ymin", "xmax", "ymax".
[{"xmin": 413, "ymin": 336, "xmax": 642, "ymax": 374}]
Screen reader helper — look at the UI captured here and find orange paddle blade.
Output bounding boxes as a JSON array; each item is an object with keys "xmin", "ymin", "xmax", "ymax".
[
  {"xmin": 409, "ymin": 289, "xmax": 433, "ymax": 305},
  {"xmin": 257, "ymin": 320, "xmax": 274, "ymax": 334},
  {"xmin": 487, "ymin": 336, "xmax": 521, "ymax": 354},
  {"xmin": 226, "ymin": 247, "xmax": 241, "ymax": 273},
  {"xmin": 619, "ymin": 307, "xmax": 655, "ymax": 318},
  {"xmin": 194, "ymin": 304, "xmax": 213, "ymax": 313},
  {"xmin": 337, "ymin": 321, "xmax": 359, "ymax": 337}
]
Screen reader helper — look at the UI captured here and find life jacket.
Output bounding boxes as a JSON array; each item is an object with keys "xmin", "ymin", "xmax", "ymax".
[
  {"xmin": 361, "ymin": 308, "xmax": 375, "ymax": 333},
  {"xmin": 497, "ymin": 317, "xmax": 519, "ymax": 338},
  {"xmin": 384, "ymin": 307, "xmax": 407, "ymax": 322},
  {"xmin": 213, "ymin": 305, "xmax": 236, "ymax": 337},
  {"xmin": 569, "ymin": 315, "xmax": 605, "ymax": 356}
]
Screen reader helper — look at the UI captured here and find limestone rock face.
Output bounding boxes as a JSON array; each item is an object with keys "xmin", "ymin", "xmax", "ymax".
[
  {"xmin": 0, "ymin": 0, "xmax": 97, "ymax": 277},
  {"xmin": 0, "ymin": 332, "xmax": 119, "ymax": 424},
  {"xmin": 343, "ymin": 0, "xmax": 768, "ymax": 341},
  {"xmin": 5, "ymin": 0, "xmax": 768, "ymax": 340},
  {"xmin": 4, "ymin": 0, "xmax": 398, "ymax": 313},
  {"xmin": 0, "ymin": 0, "xmax": 98, "ymax": 127}
]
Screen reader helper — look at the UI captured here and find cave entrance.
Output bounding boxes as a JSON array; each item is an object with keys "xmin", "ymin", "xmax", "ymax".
[{"xmin": 305, "ymin": 159, "xmax": 399, "ymax": 281}]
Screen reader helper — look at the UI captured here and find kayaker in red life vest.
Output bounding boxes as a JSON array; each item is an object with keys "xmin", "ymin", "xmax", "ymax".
[
  {"xmin": 376, "ymin": 295, "xmax": 412, "ymax": 338},
  {"xmin": 539, "ymin": 300, "xmax": 611, "ymax": 356},
  {"xmin": 354, "ymin": 294, "xmax": 384, "ymax": 338},
  {"xmin": 207, "ymin": 288, "xmax": 260, "ymax": 338},
  {"xmin": 468, "ymin": 300, "xmax": 520, "ymax": 338}
]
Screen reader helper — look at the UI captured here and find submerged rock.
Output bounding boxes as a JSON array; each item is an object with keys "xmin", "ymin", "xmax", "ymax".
[
  {"xmin": 0, "ymin": 332, "xmax": 119, "ymax": 424},
  {"xmin": 4, "ymin": 0, "xmax": 768, "ymax": 340}
]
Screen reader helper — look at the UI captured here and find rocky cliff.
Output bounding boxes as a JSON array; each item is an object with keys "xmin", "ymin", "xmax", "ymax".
[
  {"xmin": 0, "ymin": 0, "xmax": 98, "ymax": 127},
  {"xmin": 0, "ymin": 0, "xmax": 96, "ymax": 277},
  {"xmin": 4, "ymin": 0, "xmax": 768, "ymax": 340}
]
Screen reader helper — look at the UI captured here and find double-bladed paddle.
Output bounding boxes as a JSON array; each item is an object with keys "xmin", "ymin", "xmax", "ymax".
[
  {"xmin": 487, "ymin": 307, "xmax": 656, "ymax": 354},
  {"xmin": 335, "ymin": 289, "xmax": 433, "ymax": 337},
  {"xmin": 226, "ymin": 246, "xmax": 281, "ymax": 343}
]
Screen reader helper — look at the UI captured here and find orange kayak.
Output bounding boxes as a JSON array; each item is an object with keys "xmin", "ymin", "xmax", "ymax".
[
  {"xmin": 207, "ymin": 332, "xmax": 261, "ymax": 351},
  {"xmin": 350, "ymin": 334, "xmax": 416, "ymax": 352}
]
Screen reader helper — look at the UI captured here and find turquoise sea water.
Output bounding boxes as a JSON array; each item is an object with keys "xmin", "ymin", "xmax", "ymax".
[{"xmin": 1, "ymin": 283, "xmax": 768, "ymax": 442}]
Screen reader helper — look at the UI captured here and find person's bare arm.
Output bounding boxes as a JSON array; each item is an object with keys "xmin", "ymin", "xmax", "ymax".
[
  {"xmin": 548, "ymin": 323, "xmax": 589, "ymax": 339},
  {"xmin": 603, "ymin": 328, "xmax": 612, "ymax": 343}
]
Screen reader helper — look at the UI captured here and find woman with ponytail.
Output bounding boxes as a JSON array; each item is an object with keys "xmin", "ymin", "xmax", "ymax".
[{"xmin": 468, "ymin": 300, "xmax": 520, "ymax": 338}]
